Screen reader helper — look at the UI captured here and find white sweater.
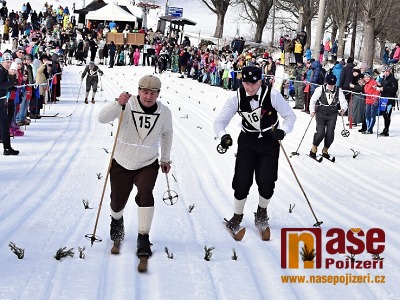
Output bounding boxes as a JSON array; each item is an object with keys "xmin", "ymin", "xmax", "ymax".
[{"xmin": 98, "ymin": 97, "xmax": 173, "ymax": 170}]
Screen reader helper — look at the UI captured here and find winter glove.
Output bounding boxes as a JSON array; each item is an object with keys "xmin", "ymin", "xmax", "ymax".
[
  {"xmin": 220, "ymin": 134, "xmax": 233, "ymax": 149},
  {"xmin": 271, "ymin": 129, "xmax": 285, "ymax": 140}
]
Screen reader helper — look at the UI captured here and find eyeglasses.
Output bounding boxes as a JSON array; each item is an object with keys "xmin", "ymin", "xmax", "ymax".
[{"xmin": 18, "ymin": 51, "xmax": 24, "ymax": 53}]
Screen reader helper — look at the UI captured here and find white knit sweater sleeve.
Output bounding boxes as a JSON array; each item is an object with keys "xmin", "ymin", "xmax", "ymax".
[{"xmin": 98, "ymin": 101, "xmax": 125, "ymax": 123}]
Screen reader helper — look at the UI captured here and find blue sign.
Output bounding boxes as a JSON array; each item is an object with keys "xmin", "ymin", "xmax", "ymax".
[{"xmin": 167, "ymin": 6, "xmax": 183, "ymax": 17}]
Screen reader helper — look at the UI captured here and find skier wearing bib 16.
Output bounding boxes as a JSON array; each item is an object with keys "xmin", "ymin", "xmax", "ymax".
[{"xmin": 214, "ymin": 66, "xmax": 296, "ymax": 239}]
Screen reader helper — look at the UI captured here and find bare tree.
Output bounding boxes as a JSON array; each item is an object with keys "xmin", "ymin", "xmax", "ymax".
[
  {"xmin": 276, "ymin": 0, "xmax": 320, "ymax": 47},
  {"xmin": 358, "ymin": 0, "xmax": 395, "ymax": 68},
  {"xmin": 199, "ymin": 0, "xmax": 233, "ymax": 38},
  {"xmin": 375, "ymin": 1, "xmax": 400, "ymax": 50},
  {"xmin": 329, "ymin": 0, "xmax": 355, "ymax": 59},
  {"xmin": 235, "ymin": 0, "xmax": 273, "ymax": 43}
]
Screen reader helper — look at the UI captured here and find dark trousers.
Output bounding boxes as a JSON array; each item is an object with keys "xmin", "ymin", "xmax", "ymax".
[
  {"xmin": 109, "ymin": 52, "xmax": 115, "ymax": 67},
  {"xmin": 0, "ymin": 99, "xmax": 11, "ymax": 149},
  {"xmin": 85, "ymin": 78, "xmax": 98, "ymax": 93},
  {"xmin": 313, "ymin": 112, "xmax": 337, "ymax": 149},
  {"xmin": 381, "ymin": 105, "xmax": 393, "ymax": 133},
  {"xmin": 232, "ymin": 133, "xmax": 279, "ymax": 200},
  {"xmin": 109, "ymin": 159, "xmax": 159, "ymax": 212}
]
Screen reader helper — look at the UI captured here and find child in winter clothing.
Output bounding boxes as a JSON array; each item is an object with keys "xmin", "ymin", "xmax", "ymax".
[{"xmin": 133, "ymin": 48, "xmax": 140, "ymax": 66}]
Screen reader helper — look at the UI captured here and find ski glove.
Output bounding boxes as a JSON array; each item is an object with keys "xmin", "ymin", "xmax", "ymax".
[
  {"xmin": 271, "ymin": 129, "xmax": 285, "ymax": 140},
  {"xmin": 220, "ymin": 134, "xmax": 233, "ymax": 149}
]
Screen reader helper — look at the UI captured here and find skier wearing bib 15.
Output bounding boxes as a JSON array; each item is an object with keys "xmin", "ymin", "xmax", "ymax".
[
  {"xmin": 214, "ymin": 66, "xmax": 296, "ymax": 239},
  {"xmin": 98, "ymin": 75, "xmax": 173, "ymax": 257}
]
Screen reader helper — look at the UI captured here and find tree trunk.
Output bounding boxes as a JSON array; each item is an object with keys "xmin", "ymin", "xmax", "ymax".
[
  {"xmin": 362, "ymin": 17, "xmax": 375, "ymax": 69},
  {"xmin": 214, "ymin": 12, "xmax": 225, "ymax": 38},
  {"xmin": 331, "ymin": 22, "xmax": 338, "ymax": 42},
  {"xmin": 254, "ymin": 23, "xmax": 264, "ymax": 43},
  {"xmin": 337, "ymin": 23, "xmax": 347, "ymax": 60},
  {"xmin": 305, "ymin": 22, "xmax": 312, "ymax": 49},
  {"xmin": 349, "ymin": 3, "xmax": 357, "ymax": 58}
]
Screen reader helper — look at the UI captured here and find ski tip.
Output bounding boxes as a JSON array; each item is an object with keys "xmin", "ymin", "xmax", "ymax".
[
  {"xmin": 260, "ymin": 227, "xmax": 271, "ymax": 241},
  {"xmin": 234, "ymin": 227, "xmax": 246, "ymax": 241},
  {"xmin": 137, "ymin": 256, "xmax": 149, "ymax": 273}
]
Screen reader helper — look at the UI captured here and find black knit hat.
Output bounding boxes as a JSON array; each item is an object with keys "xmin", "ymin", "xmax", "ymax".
[
  {"xmin": 325, "ymin": 73, "xmax": 337, "ymax": 85},
  {"xmin": 241, "ymin": 66, "xmax": 262, "ymax": 83}
]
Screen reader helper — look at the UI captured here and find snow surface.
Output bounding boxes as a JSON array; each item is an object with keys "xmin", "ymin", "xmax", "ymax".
[{"xmin": 0, "ymin": 60, "xmax": 399, "ymax": 299}]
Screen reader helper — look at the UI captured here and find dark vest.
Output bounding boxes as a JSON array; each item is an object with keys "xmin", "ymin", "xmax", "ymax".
[
  {"xmin": 315, "ymin": 85, "xmax": 339, "ymax": 115},
  {"xmin": 237, "ymin": 84, "xmax": 278, "ymax": 138}
]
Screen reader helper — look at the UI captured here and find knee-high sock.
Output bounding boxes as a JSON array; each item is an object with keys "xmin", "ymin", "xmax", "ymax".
[
  {"xmin": 110, "ymin": 207, "xmax": 124, "ymax": 220},
  {"xmin": 234, "ymin": 197, "xmax": 247, "ymax": 215},
  {"xmin": 138, "ymin": 207, "xmax": 154, "ymax": 235},
  {"xmin": 258, "ymin": 195, "xmax": 271, "ymax": 209}
]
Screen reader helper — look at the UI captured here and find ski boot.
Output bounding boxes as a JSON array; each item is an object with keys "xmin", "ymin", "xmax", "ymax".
[
  {"xmin": 225, "ymin": 213, "xmax": 243, "ymax": 232},
  {"xmin": 254, "ymin": 206, "xmax": 269, "ymax": 229},
  {"xmin": 137, "ymin": 233, "xmax": 152, "ymax": 257},
  {"xmin": 322, "ymin": 147, "xmax": 330, "ymax": 159},
  {"xmin": 110, "ymin": 216, "xmax": 124, "ymax": 254},
  {"xmin": 254, "ymin": 206, "xmax": 270, "ymax": 241},
  {"xmin": 309, "ymin": 145, "xmax": 318, "ymax": 158},
  {"xmin": 84, "ymin": 98, "xmax": 88, "ymax": 104}
]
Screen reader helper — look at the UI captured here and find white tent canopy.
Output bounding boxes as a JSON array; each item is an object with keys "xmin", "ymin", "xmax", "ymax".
[{"xmin": 86, "ymin": 2, "xmax": 138, "ymax": 22}]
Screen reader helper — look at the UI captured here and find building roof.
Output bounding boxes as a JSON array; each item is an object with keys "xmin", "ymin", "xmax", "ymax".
[
  {"xmin": 159, "ymin": 15, "xmax": 197, "ymax": 26},
  {"xmin": 74, "ymin": 0, "xmax": 107, "ymax": 14}
]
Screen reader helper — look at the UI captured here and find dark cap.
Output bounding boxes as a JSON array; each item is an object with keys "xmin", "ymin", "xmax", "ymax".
[
  {"xmin": 363, "ymin": 71, "xmax": 372, "ymax": 77},
  {"xmin": 241, "ymin": 66, "xmax": 262, "ymax": 83},
  {"xmin": 383, "ymin": 65, "xmax": 391, "ymax": 72},
  {"xmin": 325, "ymin": 73, "xmax": 337, "ymax": 85}
]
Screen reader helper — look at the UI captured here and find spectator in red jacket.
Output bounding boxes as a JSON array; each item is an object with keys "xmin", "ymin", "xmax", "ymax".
[
  {"xmin": 387, "ymin": 43, "xmax": 400, "ymax": 64},
  {"xmin": 362, "ymin": 71, "xmax": 380, "ymax": 134}
]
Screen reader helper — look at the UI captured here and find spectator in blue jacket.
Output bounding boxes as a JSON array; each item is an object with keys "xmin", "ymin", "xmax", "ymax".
[{"xmin": 331, "ymin": 61, "xmax": 343, "ymax": 87}]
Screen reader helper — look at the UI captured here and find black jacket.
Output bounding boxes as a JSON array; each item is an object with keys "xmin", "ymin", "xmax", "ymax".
[
  {"xmin": 340, "ymin": 63, "xmax": 355, "ymax": 91},
  {"xmin": 0, "ymin": 65, "xmax": 17, "ymax": 98},
  {"xmin": 380, "ymin": 73, "xmax": 398, "ymax": 105}
]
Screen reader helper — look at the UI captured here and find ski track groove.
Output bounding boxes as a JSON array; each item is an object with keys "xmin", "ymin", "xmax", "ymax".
[
  {"xmin": 1, "ymin": 66, "xmax": 398, "ymax": 299},
  {"xmin": 0, "ymin": 105, "xmax": 90, "ymax": 245},
  {"xmin": 173, "ymin": 119, "xmax": 277, "ymax": 298},
  {"xmin": 0, "ymin": 91, "xmax": 106, "ymax": 299}
]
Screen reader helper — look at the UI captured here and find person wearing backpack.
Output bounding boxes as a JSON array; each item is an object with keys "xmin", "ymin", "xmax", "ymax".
[
  {"xmin": 375, "ymin": 66, "xmax": 398, "ymax": 136},
  {"xmin": 309, "ymin": 59, "xmax": 324, "ymax": 95},
  {"xmin": 309, "ymin": 73, "xmax": 348, "ymax": 159}
]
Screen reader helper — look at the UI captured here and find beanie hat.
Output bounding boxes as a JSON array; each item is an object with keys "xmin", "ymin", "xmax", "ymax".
[
  {"xmin": 363, "ymin": 71, "xmax": 372, "ymax": 77},
  {"xmin": 10, "ymin": 62, "xmax": 18, "ymax": 70},
  {"xmin": 241, "ymin": 66, "xmax": 262, "ymax": 83},
  {"xmin": 2, "ymin": 53, "xmax": 13, "ymax": 62},
  {"xmin": 325, "ymin": 73, "xmax": 337, "ymax": 85}
]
